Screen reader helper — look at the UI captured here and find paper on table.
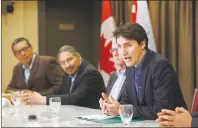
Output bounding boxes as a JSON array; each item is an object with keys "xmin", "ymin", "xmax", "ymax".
[
  {"xmin": 2, "ymin": 97, "xmax": 12, "ymax": 108},
  {"xmin": 75, "ymin": 114, "xmax": 113, "ymax": 120},
  {"xmin": 75, "ymin": 114, "xmax": 144, "ymax": 124}
]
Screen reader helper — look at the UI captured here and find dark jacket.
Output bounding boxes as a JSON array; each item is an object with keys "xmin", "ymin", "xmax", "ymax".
[
  {"xmin": 46, "ymin": 60, "xmax": 106, "ymax": 109},
  {"xmin": 121, "ymin": 49, "xmax": 187, "ymax": 119},
  {"xmin": 6, "ymin": 55, "xmax": 64, "ymax": 95}
]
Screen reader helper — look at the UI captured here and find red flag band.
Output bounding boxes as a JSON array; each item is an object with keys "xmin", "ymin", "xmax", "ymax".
[{"xmin": 99, "ymin": 0, "xmax": 116, "ymax": 86}]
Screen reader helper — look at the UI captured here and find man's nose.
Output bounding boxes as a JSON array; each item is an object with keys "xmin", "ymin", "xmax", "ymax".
[
  {"xmin": 20, "ymin": 51, "xmax": 26, "ymax": 55},
  {"xmin": 64, "ymin": 62, "xmax": 71, "ymax": 68},
  {"xmin": 123, "ymin": 48, "xmax": 128, "ymax": 55}
]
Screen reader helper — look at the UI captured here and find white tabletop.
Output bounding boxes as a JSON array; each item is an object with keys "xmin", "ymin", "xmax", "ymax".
[{"xmin": 2, "ymin": 105, "xmax": 159, "ymax": 127}]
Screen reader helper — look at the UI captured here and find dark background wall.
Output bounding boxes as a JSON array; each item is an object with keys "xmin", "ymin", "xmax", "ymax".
[{"xmin": 38, "ymin": 0, "xmax": 101, "ymax": 67}]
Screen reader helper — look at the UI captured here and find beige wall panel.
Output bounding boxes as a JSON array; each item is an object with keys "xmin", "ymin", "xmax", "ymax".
[{"xmin": 2, "ymin": 1, "xmax": 38, "ymax": 91}]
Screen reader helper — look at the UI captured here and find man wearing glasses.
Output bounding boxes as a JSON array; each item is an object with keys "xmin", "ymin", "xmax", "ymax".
[
  {"xmin": 20, "ymin": 45, "xmax": 105, "ymax": 108},
  {"xmin": 99, "ymin": 39, "xmax": 126, "ymax": 110},
  {"xmin": 6, "ymin": 37, "xmax": 64, "ymax": 97}
]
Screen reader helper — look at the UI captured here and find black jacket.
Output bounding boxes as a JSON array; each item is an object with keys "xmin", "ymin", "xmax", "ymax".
[
  {"xmin": 120, "ymin": 49, "xmax": 187, "ymax": 119},
  {"xmin": 46, "ymin": 60, "xmax": 106, "ymax": 109}
]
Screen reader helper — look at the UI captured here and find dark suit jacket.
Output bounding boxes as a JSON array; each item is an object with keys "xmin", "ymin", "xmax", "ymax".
[
  {"xmin": 121, "ymin": 49, "xmax": 187, "ymax": 120},
  {"xmin": 6, "ymin": 55, "xmax": 64, "ymax": 95},
  {"xmin": 106, "ymin": 72, "xmax": 126, "ymax": 102},
  {"xmin": 46, "ymin": 60, "xmax": 106, "ymax": 109},
  {"xmin": 192, "ymin": 111, "xmax": 198, "ymax": 127}
]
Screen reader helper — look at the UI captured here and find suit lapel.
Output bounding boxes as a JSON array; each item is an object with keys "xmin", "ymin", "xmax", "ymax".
[
  {"xmin": 70, "ymin": 60, "xmax": 86, "ymax": 93},
  {"xmin": 58, "ymin": 73, "xmax": 70, "ymax": 94},
  {"xmin": 65, "ymin": 75, "xmax": 71, "ymax": 93},
  {"xmin": 117, "ymin": 79, "xmax": 126, "ymax": 101},
  {"xmin": 70, "ymin": 77, "xmax": 78, "ymax": 93},
  {"xmin": 28, "ymin": 55, "xmax": 39, "ymax": 89},
  {"xmin": 19, "ymin": 65, "xmax": 28, "ymax": 89},
  {"xmin": 139, "ymin": 49, "xmax": 154, "ymax": 105},
  {"xmin": 106, "ymin": 73, "xmax": 118, "ymax": 96}
]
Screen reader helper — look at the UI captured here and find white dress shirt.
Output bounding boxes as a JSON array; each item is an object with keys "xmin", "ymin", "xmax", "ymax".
[{"xmin": 109, "ymin": 71, "xmax": 126, "ymax": 100}]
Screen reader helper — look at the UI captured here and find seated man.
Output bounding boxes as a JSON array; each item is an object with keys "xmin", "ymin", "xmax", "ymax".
[
  {"xmin": 100, "ymin": 22, "xmax": 187, "ymax": 119},
  {"xmin": 6, "ymin": 37, "xmax": 64, "ymax": 95},
  {"xmin": 22, "ymin": 45, "xmax": 106, "ymax": 109},
  {"xmin": 99, "ymin": 39, "xmax": 126, "ymax": 109},
  {"xmin": 156, "ymin": 107, "xmax": 198, "ymax": 127}
]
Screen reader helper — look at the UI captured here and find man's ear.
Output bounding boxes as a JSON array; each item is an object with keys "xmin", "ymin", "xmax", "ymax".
[{"xmin": 140, "ymin": 40, "xmax": 146, "ymax": 49}]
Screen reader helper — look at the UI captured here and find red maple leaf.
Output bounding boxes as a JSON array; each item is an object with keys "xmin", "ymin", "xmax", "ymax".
[{"xmin": 99, "ymin": 34, "xmax": 116, "ymax": 74}]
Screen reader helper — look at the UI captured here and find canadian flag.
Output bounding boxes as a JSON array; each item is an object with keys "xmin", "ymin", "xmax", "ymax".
[
  {"xmin": 99, "ymin": 0, "xmax": 116, "ymax": 86},
  {"xmin": 131, "ymin": 0, "xmax": 157, "ymax": 52}
]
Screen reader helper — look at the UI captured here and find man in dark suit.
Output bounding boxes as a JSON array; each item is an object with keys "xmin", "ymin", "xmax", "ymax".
[
  {"xmin": 6, "ymin": 37, "xmax": 64, "ymax": 95},
  {"xmin": 99, "ymin": 39, "xmax": 126, "ymax": 110},
  {"xmin": 101, "ymin": 22, "xmax": 187, "ymax": 119},
  {"xmin": 22, "ymin": 45, "xmax": 105, "ymax": 109},
  {"xmin": 156, "ymin": 107, "xmax": 198, "ymax": 127}
]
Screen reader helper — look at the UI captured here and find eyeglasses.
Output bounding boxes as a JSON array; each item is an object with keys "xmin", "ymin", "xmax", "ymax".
[
  {"xmin": 14, "ymin": 45, "xmax": 30, "ymax": 55},
  {"xmin": 109, "ymin": 48, "xmax": 118, "ymax": 53}
]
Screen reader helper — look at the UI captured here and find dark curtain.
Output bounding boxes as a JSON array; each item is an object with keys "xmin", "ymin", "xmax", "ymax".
[{"xmin": 110, "ymin": 0, "xmax": 198, "ymax": 110}]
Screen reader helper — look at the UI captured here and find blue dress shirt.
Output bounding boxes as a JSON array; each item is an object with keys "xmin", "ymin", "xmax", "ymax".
[
  {"xmin": 133, "ymin": 52, "xmax": 147, "ymax": 104},
  {"xmin": 22, "ymin": 54, "xmax": 36, "ymax": 85}
]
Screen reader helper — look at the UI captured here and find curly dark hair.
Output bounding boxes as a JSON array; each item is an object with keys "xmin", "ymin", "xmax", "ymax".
[{"xmin": 113, "ymin": 22, "xmax": 148, "ymax": 49}]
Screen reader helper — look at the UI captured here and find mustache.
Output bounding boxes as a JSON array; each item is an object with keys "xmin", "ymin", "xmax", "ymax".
[{"xmin": 65, "ymin": 66, "xmax": 74, "ymax": 71}]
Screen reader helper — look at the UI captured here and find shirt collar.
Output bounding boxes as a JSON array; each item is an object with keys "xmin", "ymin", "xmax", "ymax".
[
  {"xmin": 134, "ymin": 50, "xmax": 147, "ymax": 69},
  {"xmin": 116, "ymin": 70, "xmax": 126, "ymax": 77},
  {"xmin": 22, "ymin": 54, "xmax": 36, "ymax": 70}
]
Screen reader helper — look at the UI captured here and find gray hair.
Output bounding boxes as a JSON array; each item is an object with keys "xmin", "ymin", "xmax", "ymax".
[{"xmin": 57, "ymin": 45, "xmax": 79, "ymax": 58}]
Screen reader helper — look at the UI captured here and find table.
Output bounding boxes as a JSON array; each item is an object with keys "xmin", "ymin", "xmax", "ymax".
[
  {"xmin": 2, "ymin": 105, "xmax": 159, "ymax": 127},
  {"xmin": 2, "ymin": 93, "xmax": 12, "ymax": 102}
]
